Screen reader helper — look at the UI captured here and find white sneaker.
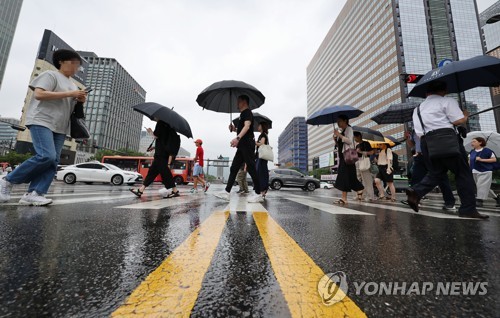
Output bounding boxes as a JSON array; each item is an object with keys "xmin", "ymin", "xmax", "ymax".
[
  {"xmin": 248, "ymin": 194, "xmax": 264, "ymax": 203},
  {"xmin": 214, "ymin": 191, "xmax": 230, "ymax": 201},
  {"xmin": 18, "ymin": 191, "xmax": 52, "ymax": 206},
  {"xmin": 0, "ymin": 178, "xmax": 12, "ymax": 202}
]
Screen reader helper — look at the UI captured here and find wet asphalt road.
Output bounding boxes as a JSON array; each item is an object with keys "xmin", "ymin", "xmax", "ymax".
[{"xmin": 0, "ymin": 181, "xmax": 498, "ymax": 317}]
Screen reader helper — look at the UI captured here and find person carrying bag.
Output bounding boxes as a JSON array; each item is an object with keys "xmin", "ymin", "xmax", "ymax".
[{"xmin": 405, "ymin": 81, "xmax": 488, "ymax": 219}]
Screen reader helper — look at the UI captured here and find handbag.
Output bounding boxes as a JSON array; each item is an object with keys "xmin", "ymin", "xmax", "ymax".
[
  {"xmin": 70, "ymin": 102, "xmax": 90, "ymax": 139},
  {"xmin": 416, "ymin": 106, "xmax": 460, "ymax": 159},
  {"xmin": 258, "ymin": 144, "xmax": 274, "ymax": 161},
  {"xmin": 342, "ymin": 129, "xmax": 359, "ymax": 165},
  {"xmin": 370, "ymin": 163, "xmax": 379, "ymax": 175},
  {"xmin": 358, "ymin": 155, "xmax": 371, "ymax": 171}
]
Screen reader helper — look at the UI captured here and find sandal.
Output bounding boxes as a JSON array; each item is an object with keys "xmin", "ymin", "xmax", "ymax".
[
  {"xmin": 335, "ymin": 199, "xmax": 347, "ymax": 206},
  {"xmin": 356, "ymin": 192, "xmax": 363, "ymax": 201},
  {"xmin": 129, "ymin": 188, "xmax": 143, "ymax": 197},
  {"xmin": 165, "ymin": 191, "xmax": 180, "ymax": 199}
]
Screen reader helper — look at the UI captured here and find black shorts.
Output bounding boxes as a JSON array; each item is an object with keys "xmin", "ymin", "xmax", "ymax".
[{"xmin": 376, "ymin": 165, "xmax": 394, "ymax": 183}]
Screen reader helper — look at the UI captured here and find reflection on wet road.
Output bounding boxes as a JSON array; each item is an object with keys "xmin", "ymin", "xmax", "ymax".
[{"xmin": 0, "ymin": 182, "xmax": 498, "ymax": 317}]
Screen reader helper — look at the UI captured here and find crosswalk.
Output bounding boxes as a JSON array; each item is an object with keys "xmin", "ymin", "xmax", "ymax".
[{"xmin": 1, "ymin": 183, "xmax": 497, "ymax": 219}]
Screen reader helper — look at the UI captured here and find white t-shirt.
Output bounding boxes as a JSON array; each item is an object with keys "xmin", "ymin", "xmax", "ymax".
[
  {"xmin": 378, "ymin": 148, "xmax": 393, "ymax": 166},
  {"xmin": 25, "ymin": 70, "xmax": 78, "ymax": 135},
  {"xmin": 412, "ymin": 95, "xmax": 464, "ymax": 137}
]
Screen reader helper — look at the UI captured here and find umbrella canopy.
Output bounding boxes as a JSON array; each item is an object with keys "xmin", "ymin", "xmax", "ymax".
[
  {"xmin": 371, "ymin": 102, "xmax": 419, "ymax": 124},
  {"xmin": 352, "ymin": 126, "xmax": 385, "ymax": 142},
  {"xmin": 365, "ymin": 137, "xmax": 397, "ymax": 149},
  {"xmin": 408, "ymin": 55, "xmax": 500, "ymax": 98},
  {"xmin": 463, "ymin": 131, "xmax": 500, "ymax": 156},
  {"xmin": 306, "ymin": 105, "xmax": 363, "ymax": 126},
  {"xmin": 196, "ymin": 80, "xmax": 265, "ymax": 114},
  {"xmin": 232, "ymin": 112, "xmax": 272, "ymax": 132},
  {"xmin": 133, "ymin": 102, "xmax": 193, "ymax": 138},
  {"xmin": 384, "ymin": 136, "xmax": 401, "ymax": 146}
]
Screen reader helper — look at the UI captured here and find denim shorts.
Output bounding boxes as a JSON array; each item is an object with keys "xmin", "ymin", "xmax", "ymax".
[{"xmin": 193, "ymin": 164, "xmax": 204, "ymax": 176}]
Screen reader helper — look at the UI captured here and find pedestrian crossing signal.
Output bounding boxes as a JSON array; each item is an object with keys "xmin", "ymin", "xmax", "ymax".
[{"xmin": 405, "ymin": 74, "xmax": 423, "ymax": 83}]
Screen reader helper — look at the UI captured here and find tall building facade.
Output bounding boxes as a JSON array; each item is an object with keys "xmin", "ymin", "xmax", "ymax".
[
  {"xmin": 480, "ymin": 1, "xmax": 500, "ymax": 130},
  {"xmin": 278, "ymin": 117, "xmax": 308, "ymax": 173},
  {"xmin": 0, "ymin": 117, "xmax": 20, "ymax": 155},
  {"xmin": 16, "ymin": 30, "xmax": 88, "ymax": 164},
  {"xmin": 78, "ymin": 52, "xmax": 145, "ymax": 154},
  {"xmin": 307, "ymin": 0, "xmax": 493, "ymax": 170},
  {"xmin": 0, "ymin": 0, "xmax": 23, "ymax": 90}
]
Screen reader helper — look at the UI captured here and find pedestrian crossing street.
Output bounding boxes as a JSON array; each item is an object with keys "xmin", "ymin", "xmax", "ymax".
[
  {"xmin": 2, "ymin": 183, "xmax": 497, "ymax": 317},
  {"xmin": 3, "ymin": 183, "xmax": 498, "ymax": 219}
]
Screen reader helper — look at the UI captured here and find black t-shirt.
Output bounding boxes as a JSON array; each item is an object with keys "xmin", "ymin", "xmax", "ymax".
[
  {"xmin": 237, "ymin": 108, "xmax": 254, "ymax": 146},
  {"xmin": 154, "ymin": 121, "xmax": 170, "ymax": 156}
]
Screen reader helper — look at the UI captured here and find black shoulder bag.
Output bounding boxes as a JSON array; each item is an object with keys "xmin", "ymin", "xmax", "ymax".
[
  {"xmin": 416, "ymin": 105, "xmax": 460, "ymax": 159},
  {"xmin": 70, "ymin": 102, "xmax": 90, "ymax": 139}
]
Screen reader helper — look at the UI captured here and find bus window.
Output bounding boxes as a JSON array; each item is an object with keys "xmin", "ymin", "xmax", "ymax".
[
  {"xmin": 141, "ymin": 159, "xmax": 152, "ymax": 169},
  {"xmin": 103, "ymin": 158, "xmax": 139, "ymax": 172},
  {"xmin": 171, "ymin": 160, "xmax": 186, "ymax": 170}
]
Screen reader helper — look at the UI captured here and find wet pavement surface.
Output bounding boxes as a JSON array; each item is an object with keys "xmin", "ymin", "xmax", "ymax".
[{"xmin": 0, "ymin": 181, "xmax": 498, "ymax": 317}]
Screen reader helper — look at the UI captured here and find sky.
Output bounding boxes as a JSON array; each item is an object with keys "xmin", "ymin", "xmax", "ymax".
[{"xmin": 0, "ymin": 0, "xmax": 498, "ymax": 161}]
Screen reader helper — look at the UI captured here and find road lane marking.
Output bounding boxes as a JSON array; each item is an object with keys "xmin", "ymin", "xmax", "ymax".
[
  {"xmin": 253, "ymin": 212, "xmax": 366, "ymax": 317},
  {"xmin": 222, "ymin": 195, "xmax": 268, "ymax": 213},
  {"xmin": 285, "ymin": 194, "xmax": 373, "ymax": 216},
  {"xmin": 1, "ymin": 194, "xmax": 135, "ymax": 206},
  {"xmin": 115, "ymin": 196, "xmax": 203, "ymax": 210},
  {"xmin": 112, "ymin": 211, "xmax": 229, "ymax": 317},
  {"xmin": 309, "ymin": 194, "xmax": 488, "ymax": 219}
]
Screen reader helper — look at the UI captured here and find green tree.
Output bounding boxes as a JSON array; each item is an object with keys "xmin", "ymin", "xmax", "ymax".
[
  {"xmin": 309, "ymin": 167, "xmax": 331, "ymax": 179},
  {"xmin": 0, "ymin": 151, "xmax": 32, "ymax": 166}
]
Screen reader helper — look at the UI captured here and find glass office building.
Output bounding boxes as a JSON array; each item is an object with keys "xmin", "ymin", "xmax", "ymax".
[
  {"xmin": 480, "ymin": 0, "xmax": 500, "ymax": 130},
  {"xmin": 0, "ymin": 0, "xmax": 23, "ymax": 90},
  {"xmin": 78, "ymin": 52, "xmax": 145, "ymax": 153},
  {"xmin": 278, "ymin": 117, "xmax": 308, "ymax": 173},
  {"xmin": 307, "ymin": 0, "xmax": 494, "ymax": 170}
]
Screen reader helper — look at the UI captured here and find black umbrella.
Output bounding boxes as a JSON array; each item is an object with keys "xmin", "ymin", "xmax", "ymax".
[
  {"xmin": 352, "ymin": 126, "xmax": 385, "ymax": 142},
  {"xmin": 232, "ymin": 112, "xmax": 272, "ymax": 132},
  {"xmin": 408, "ymin": 55, "xmax": 500, "ymax": 98},
  {"xmin": 132, "ymin": 102, "xmax": 193, "ymax": 138},
  {"xmin": 196, "ymin": 80, "xmax": 265, "ymax": 121},
  {"xmin": 371, "ymin": 101, "xmax": 419, "ymax": 124},
  {"xmin": 306, "ymin": 105, "xmax": 363, "ymax": 126}
]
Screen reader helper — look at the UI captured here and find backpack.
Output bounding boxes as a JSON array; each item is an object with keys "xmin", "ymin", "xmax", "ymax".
[{"xmin": 166, "ymin": 128, "xmax": 181, "ymax": 160}]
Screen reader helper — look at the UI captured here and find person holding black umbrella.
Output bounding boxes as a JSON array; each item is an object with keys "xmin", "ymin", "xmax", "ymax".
[
  {"xmin": 214, "ymin": 95, "xmax": 263, "ymax": 203},
  {"xmin": 333, "ymin": 115, "xmax": 364, "ymax": 205},
  {"xmin": 130, "ymin": 120, "xmax": 180, "ymax": 199},
  {"xmin": 406, "ymin": 81, "xmax": 488, "ymax": 219}
]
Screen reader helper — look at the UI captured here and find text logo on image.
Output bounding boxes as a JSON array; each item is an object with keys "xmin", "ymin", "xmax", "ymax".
[{"xmin": 317, "ymin": 271, "xmax": 349, "ymax": 306}]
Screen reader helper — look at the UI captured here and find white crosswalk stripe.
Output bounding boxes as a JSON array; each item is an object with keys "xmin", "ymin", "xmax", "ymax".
[{"xmin": 285, "ymin": 194, "xmax": 374, "ymax": 216}]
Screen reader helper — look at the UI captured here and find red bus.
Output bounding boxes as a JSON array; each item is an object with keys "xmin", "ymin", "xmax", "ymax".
[{"xmin": 102, "ymin": 156, "xmax": 194, "ymax": 185}]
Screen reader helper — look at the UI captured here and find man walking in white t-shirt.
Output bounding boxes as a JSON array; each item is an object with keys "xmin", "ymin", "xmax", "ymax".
[{"xmin": 405, "ymin": 81, "xmax": 488, "ymax": 219}]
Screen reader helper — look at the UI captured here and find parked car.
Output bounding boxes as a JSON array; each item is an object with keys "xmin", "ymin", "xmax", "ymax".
[
  {"xmin": 56, "ymin": 162, "xmax": 143, "ymax": 186},
  {"xmin": 320, "ymin": 181, "xmax": 334, "ymax": 189},
  {"xmin": 269, "ymin": 169, "xmax": 320, "ymax": 191}
]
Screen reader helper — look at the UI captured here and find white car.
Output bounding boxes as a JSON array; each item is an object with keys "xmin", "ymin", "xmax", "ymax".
[
  {"xmin": 56, "ymin": 162, "xmax": 143, "ymax": 186},
  {"xmin": 320, "ymin": 182, "xmax": 334, "ymax": 189}
]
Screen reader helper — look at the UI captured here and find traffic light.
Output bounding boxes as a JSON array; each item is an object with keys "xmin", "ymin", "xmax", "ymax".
[{"xmin": 404, "ymin": 74, "xmax": 423, "ymax": 84}]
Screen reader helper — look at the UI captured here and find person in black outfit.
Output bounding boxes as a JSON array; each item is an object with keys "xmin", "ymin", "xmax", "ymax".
[
  {"xmin": 214, "ymin": 95, "xmax": 263, "ymax": 203},
  {"xmin": 255, "ymin": 122, "xmax": 270, "ymax": 198},
  {"xmin": 333, "ymin": 115, "xmax": 364, "ymax": 205},
  {"xmin": 130, "ymin": 120, "xmax": 179, "ymax": 198}
]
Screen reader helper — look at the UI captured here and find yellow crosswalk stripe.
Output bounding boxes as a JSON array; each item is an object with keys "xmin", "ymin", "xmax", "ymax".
[
  {"xmin": 253, "ymin": 212, "xmax": 367, "ymax": 318},
  {"xmin": 112, "ymin": 211, "xmax": 229, "ymax": 317}
]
